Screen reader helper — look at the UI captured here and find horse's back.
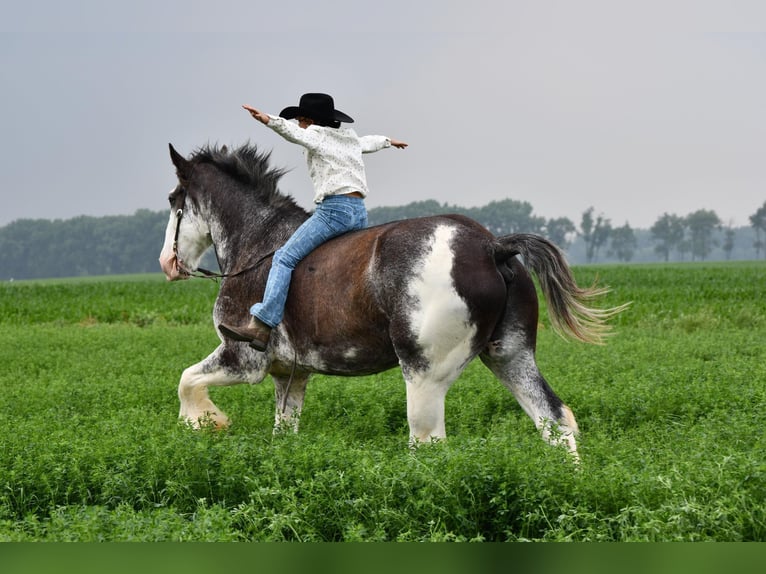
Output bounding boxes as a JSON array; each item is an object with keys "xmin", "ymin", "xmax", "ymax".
[{"xmin": 300, "ymin": 214, "xmax": 505, "ymax": 305}]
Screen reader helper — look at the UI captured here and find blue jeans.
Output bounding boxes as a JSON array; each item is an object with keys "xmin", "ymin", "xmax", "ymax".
[{"xmin": 250, "ymin": 195, "xmax": 368, "ymax": 328}]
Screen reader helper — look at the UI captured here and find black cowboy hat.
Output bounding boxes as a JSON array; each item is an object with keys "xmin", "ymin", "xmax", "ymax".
[{"xmin": 279, "ymin": 93, "xmax": 354, "ymax": 124}]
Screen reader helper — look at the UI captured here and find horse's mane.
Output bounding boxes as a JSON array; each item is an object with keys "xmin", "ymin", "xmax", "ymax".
[{"xmin": 189, "ymin": 142, "xmax": 296, "ymax": 207}]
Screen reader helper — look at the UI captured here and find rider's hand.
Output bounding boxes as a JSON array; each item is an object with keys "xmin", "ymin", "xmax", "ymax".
[{"xmin": 243, "ymin": 105, "xmax": 270, "ymax": 125}]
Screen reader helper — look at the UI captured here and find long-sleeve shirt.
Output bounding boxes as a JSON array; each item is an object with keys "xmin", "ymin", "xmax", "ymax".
[{"xmin": 267, "ymin": 115, "xmax": 391, "ymax": 203}]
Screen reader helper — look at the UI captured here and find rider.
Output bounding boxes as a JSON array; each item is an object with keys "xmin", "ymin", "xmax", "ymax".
[{"xmin": 218, "ymin": 93, "xmax": 408, "ymax": 351}]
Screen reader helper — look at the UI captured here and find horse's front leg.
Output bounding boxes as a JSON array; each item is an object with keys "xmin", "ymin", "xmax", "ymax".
[
  {"xmin": 273, "ymin": 373, "xmax": 309, "ymax": 433},
  {"xmin": 178, "ymin": 344, "xmax": 269, "ymax": 429}
]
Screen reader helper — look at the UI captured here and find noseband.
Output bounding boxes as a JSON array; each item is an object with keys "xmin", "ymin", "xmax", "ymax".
[{"xmin": 172, "ymin": 191, "xmax": 273, "ymax": 280}]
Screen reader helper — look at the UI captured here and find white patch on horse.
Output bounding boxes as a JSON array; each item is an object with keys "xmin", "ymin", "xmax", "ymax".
[
  {"xmin": 300, "ymin": 349, "xmax": 329, "ymax": 372},
  {"xmin": 343, "ymin": 347, "xmax": 359, "ymax": 360},
  {"xmin": 159, "ymin": 204, "xmax": 177, "ymax": 260},
  {"xmin": 486, "ymin": 330, "xmax": 527, "ymax": 361},
  {"xmin": 271, "ymin": 336, "xmax": 329, "ymax": 373},
  {"xmin": 406, "ymin": 225, "xmax": 476, "ymax": 384},
  {"xmin": 158, "ymin": 207, "xmax": 180, "ymax": 279}
]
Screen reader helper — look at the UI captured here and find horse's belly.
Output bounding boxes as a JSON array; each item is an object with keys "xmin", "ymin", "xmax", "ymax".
[{"xmin": 272, "ymin": 345, "xmax": 400, "ymax": 377}]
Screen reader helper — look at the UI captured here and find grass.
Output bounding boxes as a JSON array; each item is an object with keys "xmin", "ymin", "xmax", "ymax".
[{"xmin": 0, "ymin": 262, "xmax": 764, "ymax": 541}]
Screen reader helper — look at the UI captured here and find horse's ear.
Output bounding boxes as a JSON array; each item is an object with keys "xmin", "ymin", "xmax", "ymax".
[{"xmin": 169, "ymin": 143, "xmax": 190, "ymax": 176}]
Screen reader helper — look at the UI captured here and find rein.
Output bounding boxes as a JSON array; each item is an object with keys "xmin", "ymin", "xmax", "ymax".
[{"xmin": 172, "ymin": 206, "xmax": 274, "ymax": 281}]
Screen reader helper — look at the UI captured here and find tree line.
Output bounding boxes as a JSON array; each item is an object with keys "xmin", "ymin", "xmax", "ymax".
[
  {"xmin": 368, "ymin": 199, "xmax": 766, "ymax": 264},
  {"xmin": 1, "ymin": 199, "xmax": 764, "ymax": 280},
  {"xmin": 0, "ymin": 210, "xmax": 168, "ymax": 280}
]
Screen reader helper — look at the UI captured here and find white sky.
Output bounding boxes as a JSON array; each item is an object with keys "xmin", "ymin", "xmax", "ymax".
[{"xmin": 1, "ymin": 0, "xmax": 764, "ymax": 229}]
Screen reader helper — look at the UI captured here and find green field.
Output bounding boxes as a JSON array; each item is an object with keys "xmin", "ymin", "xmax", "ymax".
[{"xmin": 0, "ymin": 262, "xmax": 764, "ymax": 541}]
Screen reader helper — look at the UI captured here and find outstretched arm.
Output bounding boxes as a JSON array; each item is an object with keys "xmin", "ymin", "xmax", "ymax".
[
  {"xmin": 242, "ymin": 104, "xmax": 323, "ymax": 149},
  {"xmin": 243, "ymin": 104, "xmax": 270, "ymax": 124},
  {"xmin": 360, "ymin": 135, "xmax": 409, "ymax": 153}
]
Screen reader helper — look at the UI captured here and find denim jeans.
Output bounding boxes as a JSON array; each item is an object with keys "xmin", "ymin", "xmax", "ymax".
[{"xmin": 250, "ymin": 194, "xmax": 368, "ymax": 328}]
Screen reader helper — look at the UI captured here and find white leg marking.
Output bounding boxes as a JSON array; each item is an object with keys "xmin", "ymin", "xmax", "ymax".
[
  {"xmin": 405, "ymin": 378, "xmax": 448, "ymax": 443},
  {"xmin": 540, "ymin": 404, "xmax": 580, "ymax": 462},
  {"xmin": 178, "ymin": 364, "xmax": 232, "ymax": 428},
  {"xmin": 178, "ymin": 351, "xmax": 267, "ymax": 429}
]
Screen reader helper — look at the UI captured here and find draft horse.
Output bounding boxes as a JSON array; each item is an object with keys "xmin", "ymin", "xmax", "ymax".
[{"xmin": 159, "ymin": 143, "xmax": 624, "ymax": 458}]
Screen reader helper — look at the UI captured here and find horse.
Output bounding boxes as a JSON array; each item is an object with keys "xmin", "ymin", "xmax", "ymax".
[{"xmin": 158, "ymin": 142, "xmax": 626, "ymax": 459}]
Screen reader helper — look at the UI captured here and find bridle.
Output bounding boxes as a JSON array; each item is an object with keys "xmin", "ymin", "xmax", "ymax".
[{"xmin": 171, "ymin": 190, "xmax": 274, "ymax": 281}]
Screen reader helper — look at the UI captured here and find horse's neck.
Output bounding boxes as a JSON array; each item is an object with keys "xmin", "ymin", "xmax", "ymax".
[{"xmin": 209, "ymin": 199, "xmax": 307, "ymax": 274}]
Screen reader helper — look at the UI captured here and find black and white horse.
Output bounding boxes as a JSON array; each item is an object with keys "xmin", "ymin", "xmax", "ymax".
[{"xmin": 159, "ymin": 143, "xmax": 625, "ymax": 458}]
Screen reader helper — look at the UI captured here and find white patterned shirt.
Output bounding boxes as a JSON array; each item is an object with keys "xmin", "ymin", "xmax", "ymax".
[{"xmin": 267, "ymin": 115, "xmax": 391, "ymax": 203}]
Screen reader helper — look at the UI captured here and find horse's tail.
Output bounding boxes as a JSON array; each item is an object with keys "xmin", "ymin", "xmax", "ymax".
[{"xmin": 494, "ymin": 233, "xmax": 629, "ymax": 345}]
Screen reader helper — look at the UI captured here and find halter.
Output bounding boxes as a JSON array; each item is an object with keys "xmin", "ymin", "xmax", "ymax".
[{"xmin": 172, "ymin": 196, "xmax": 274, "ymax": 281}]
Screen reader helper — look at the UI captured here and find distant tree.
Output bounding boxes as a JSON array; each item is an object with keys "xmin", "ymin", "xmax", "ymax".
[
  {"xmin": 722, "ymin": 223, "xmax": 736, "ymax": 261},
  {"xmin": 472, "ymin": 199, "xmax": 545, "ymax": 235},
  {"xmin": 650, "ymin": 213, "xmax": 686, "ymax": 262},
  {"xmin": 685, "ymin": 209, "xmax": 721, "ymax": 261},
  {"xmin": 0, "ymin": 219, "xmax": 41, "ymax": 278},
  {"xmin": 608, "ymin": 223, "xmax": 638, "ymax": 262},
  {"xmin": 368, "ymin": 198, "xmax": 546, "ymax": 236},
  {"xmin": 579, "ymin": 207, "xmax": 611, "ymax": 263},
  {"xmin": 749, "ymin": 201, "xmax": 766, "ymax": 259},
  {"xmin": 545, "ymin": 217, "xmax": 576, "ymax": 250},
  {"xmin": 367, "ymin": 200, "xmax": 453, "ymax": 225},
  {"xmin": 677, "ymin": 238, "xmax": 692, "ymax": 261}
]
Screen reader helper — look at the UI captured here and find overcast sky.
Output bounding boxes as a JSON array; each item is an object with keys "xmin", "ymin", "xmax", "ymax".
[{"xmin": 1, "ymin": 0, "xmax": 764, "ymax": 229}]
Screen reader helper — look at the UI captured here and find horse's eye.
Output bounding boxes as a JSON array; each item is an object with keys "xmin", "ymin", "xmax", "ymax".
[{"xmin": 168, "ymin": 187, "xmax": 185, "ymax": 205}]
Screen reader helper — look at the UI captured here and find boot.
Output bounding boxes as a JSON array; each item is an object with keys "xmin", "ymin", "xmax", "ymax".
[{"xmin": 218, "ymin": 316, "xmax": 271, "ymax": 352}]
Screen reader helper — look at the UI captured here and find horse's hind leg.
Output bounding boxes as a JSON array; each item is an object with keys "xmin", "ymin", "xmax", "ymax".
[
  {"xmin": 480, "ymin": 261, "xmax": 579, "ymax": 458},
  {"xmin": 481, "ymin": 341, "xmax": 579, "ymax": 458}
]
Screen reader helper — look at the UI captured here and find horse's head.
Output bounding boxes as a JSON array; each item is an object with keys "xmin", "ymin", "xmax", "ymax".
[
  {"xmin": 158, "ymin": 144, "xmax": 214, "ymax": 281},
  {"xmin": 159, "ymin": 141, "xmax": 303, "ymax": 281}
]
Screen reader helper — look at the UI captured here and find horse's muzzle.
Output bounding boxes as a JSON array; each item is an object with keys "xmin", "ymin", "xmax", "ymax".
[{"xmin": 159, "ymin": 253, "xmax": 188, "ymax": 281}]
